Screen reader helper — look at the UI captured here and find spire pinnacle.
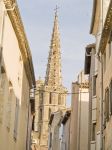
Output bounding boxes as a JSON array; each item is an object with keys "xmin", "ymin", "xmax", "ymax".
[
  {"xmin": 54, "ymin": 5, "xmax": 59, "ymax": 16},
  {"xmin": 45, "ymin": 9, "xmax": 62, "ymax": 86}
]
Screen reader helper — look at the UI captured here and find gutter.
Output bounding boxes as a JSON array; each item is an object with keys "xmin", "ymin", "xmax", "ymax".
[{"xmin": 90, "ymin": 0, "xmax": 97, "ymax": 34}]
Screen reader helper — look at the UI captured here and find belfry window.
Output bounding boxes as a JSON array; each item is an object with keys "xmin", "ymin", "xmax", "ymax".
[
  {"xmin": 48, "ymin": 108, "xmax": 51, "ymax": 119},
  {"xmin": 58, "ymin": 94, "xmax": 61, "ymax": 105},
  {"xmin": 49, "ymin": 92, "xmax": 52, "ymax": 104},
  {"xmin": 40, "ymin": 108, "xmax": 42, "ymax": 121}
]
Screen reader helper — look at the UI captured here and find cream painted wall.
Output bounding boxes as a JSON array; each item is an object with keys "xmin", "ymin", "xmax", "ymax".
[
  {"xmin": 70, "ymin": 72, "xmax": 89, "ymax": 150},
  {"xmin": 0, "ymin": 2, "xmax": 32, "ymax": 150}
]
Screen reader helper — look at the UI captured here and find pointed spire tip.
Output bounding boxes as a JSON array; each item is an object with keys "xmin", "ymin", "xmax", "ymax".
[{"xmin": 54, "ymin": 5, "xmax": 59, "ymax": 16}]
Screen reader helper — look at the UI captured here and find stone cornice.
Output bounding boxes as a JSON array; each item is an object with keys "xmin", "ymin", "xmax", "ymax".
[
  {"xmin": 3, "ymin": 0, "xmax": 35, "ymax": 87},
  {"xmin": 98, "ymin": 0, "xmax": 112, "ymax": 54}
]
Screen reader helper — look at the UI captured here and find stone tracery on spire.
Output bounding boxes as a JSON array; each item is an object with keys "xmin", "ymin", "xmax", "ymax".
[{"xmin": 45, "ymin": 10, "xmax": 62, "ymax": 86}]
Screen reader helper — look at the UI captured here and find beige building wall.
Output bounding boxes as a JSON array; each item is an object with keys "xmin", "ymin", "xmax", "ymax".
[
  {"xmin": 70, "ymin": 71, "xmax": 89, "ymax": 150},
  {"xmin": 0, "ymin": 1, "xmax": 35, "ymax": 150},
  {"xmin": 90, "ymin": 1, "xmax": 112, "ymax": 150},
  {"xmin": 84, "ymin": 44, "xmax": 97, "ymax": 150}
]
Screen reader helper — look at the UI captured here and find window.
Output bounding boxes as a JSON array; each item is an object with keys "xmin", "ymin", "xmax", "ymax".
[
  {"xmin": 105, "ymin": 88, "xmax": 109, "ymax": 121},
  {"xmin": 58, "ymin": 94, "xmax": 62, "ymax": 105},
  {"xmin": 108, "ymin": 31, "xmax": 112, "ymax": 57},
  {"xmin": 40, "ymin": 108, "xmax": 42, "ymax": 121},
  {"xmin": 49, "ymin": 132, "xmax": 52, "ymax": 148},
  {"xmin": 48, "ymin": 108, "xmax": 51, "ymax": 119},
  {"xmin": 14, "ymin": 98, "xmax": 19, "ymax": 140},
  {"xmin": 92, "ymin": 123, "xmax": 96, "ymax": 141},
  {"xmin": 93, "ymin": 76, "xmax": 97, "ymax": 96},
  {"xmin": 109, "ymin": 42, "xmax": 112, "ymax": 57},
  {"xmin": 40, "ymin": 92, "xmax": 43, "ymax": 105},
  {"xmin": 49, "ymin": 92, "xmax": 52, "ymax": 104},
  {"xmin": 40, "ymin": 93, "xmax": 43, "ymax": 99},
  {"xmin": 109, "ymin": 80, "xmax": 112, "ymax": 115}
]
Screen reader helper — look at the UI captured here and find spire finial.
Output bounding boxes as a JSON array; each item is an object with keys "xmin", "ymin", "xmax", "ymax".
[{"xmin": 54, "ymin": 5, "xmax": 59, "ymax": 16}]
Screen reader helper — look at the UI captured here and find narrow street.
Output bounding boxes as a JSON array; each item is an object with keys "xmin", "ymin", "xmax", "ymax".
[{"xmin": 0, "ymin": 0, "xmax": 112, "ymax": 150}]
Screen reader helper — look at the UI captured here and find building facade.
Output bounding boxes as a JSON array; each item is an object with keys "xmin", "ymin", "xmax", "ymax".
[
  {"xmin": 32, "ymin": 11, "xmax": 67, "ymax": 150},
  {"xmin": 84, "ymin": 44, "xmax": 97, "ymax": 150},
  {"xmin": 48, "ymin": 110, "xmax": 63, "ymax": 150},
  {"xmin": 61, "ymin": 110, "xmax": 71, "ymax": 150},
  {"xmin": 0, "ymin": 0, "xmax": 35, "ymax": 150},
  {"xmin": 70, "ymin": 71, "xmax": 89, "ymax": 150},
  {"xmin": 89, "ymin": 0, "xmax": 112, "ymax": 150}
]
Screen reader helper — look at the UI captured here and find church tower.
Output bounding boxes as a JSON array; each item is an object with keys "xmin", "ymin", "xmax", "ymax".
[{"xmin": 33, "ymin": 10, "xmax": 67, "ymax": 150}]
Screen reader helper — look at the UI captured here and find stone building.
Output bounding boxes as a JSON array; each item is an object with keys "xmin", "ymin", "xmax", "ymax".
[
  {"xmin": 84, "ymin": 44, "xmax": 97, "ymax": 150},
  {"xmin": 0, "ymin": 0, "xmax": 35, "ymax": 150},
  {"xmin": 48, "ymin": 110, "xmax": 63, "ymax": 150},
  {"xmin": 61, "ymin": 109, "xmax": 71, "ymax": 150},
  {"xmin": 32, "ymin": 11, "xmax": 67, "ymax": 150},
  {"xmin": 70, "ymin": 71, "xmax": 89, "ymax": 150},
  {"xmin": 89, "ymin": 0, "xmax": 112, "ymax": 150}
]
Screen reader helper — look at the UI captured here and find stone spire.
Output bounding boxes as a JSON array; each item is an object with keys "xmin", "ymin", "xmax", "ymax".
[{"xmin": 45, "ymin": 10, "xmax": 62, "ymax": 86}]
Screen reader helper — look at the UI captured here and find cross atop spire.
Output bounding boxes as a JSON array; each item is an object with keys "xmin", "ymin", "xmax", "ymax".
[
  {"xmin": 45, "ymin": 9, "xmax": 62, "ymax": 86},
  {"xmin": 54, "ymin": 5, "xmax": 59, "ymax": 16}
]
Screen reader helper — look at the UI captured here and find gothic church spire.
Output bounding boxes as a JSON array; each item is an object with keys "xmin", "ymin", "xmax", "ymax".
[{"xmin": 45, "ymin": 10, "xmax": 62, "ymax": 86}]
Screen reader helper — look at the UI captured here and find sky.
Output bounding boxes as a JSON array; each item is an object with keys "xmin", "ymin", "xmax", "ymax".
[{"xmin": 17, "ymin": 0, "xmax": 94, "ymax": 105}]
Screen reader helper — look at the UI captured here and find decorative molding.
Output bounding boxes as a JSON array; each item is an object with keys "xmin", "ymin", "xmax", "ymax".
[
  {"xmin": 79, "ymin": 82, "xmax": 89, "ymax": 89},
  {"xmin": 98, "ymin": 0, "xmax": 112, "ymax": 54}
]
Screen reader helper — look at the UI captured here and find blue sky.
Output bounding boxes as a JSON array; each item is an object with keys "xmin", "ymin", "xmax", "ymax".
[{"xmin": 17, "ymin": 0, "xmax": 94, "ymax": 105}]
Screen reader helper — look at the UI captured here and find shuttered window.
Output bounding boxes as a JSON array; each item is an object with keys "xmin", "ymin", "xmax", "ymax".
[
  {"xmin": 105, "ymin": 88, "xmax": 109, "ymax": 122},
  {"xmin": 93, "ymin": 75, "xmax": 96, "ymax": 96}
]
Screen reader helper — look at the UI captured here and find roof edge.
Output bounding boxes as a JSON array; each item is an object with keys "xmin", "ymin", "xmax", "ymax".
[{"xmin": 90, "ymin": 0, "xmax": 97, "ymax": 34}]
